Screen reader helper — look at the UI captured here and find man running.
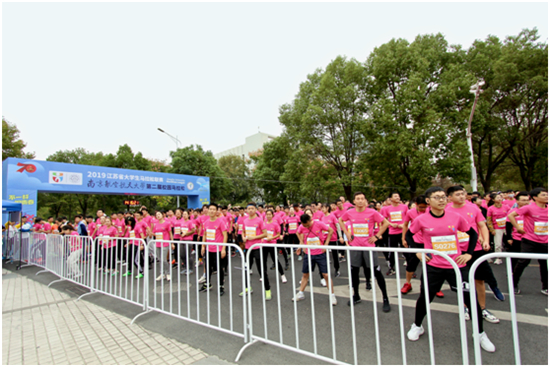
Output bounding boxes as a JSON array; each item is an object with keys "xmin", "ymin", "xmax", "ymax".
[{"xmin": 380, "ymin": 191, "xmax": 408, "ymax": 275}]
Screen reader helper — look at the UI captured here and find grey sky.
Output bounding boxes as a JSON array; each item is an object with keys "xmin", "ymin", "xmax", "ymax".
[{"xmin": 3, "ymin": 2, "xmax": 547, "ymax": 163}]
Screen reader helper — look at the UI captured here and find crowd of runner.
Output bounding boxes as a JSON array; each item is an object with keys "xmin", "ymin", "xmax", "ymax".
[{"xmin": 3, "ymin": 186, "xmax": 548, "ymax": 355}]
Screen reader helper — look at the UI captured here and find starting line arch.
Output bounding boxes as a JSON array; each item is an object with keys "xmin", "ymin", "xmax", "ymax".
[{"xmin": 2, "ymin": 158, "xmax": 210, "ymax": 220}]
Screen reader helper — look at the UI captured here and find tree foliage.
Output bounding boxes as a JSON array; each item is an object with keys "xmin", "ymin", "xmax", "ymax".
[{"xmin": 2, "ymin": 118, "xmax": 35, "ymax": 161}]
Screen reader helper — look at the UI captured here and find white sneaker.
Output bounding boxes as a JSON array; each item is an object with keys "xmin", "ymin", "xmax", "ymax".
[
  {"xmin": 156, "ymin": 274, "xmax": 165, "ymax": 281},
  {"xmin": 249, "ymin": 269, "xmax": 253, "ymax": 275},
  {"xmin": 292, "ymin": 292, "xmax": 305, "ymax": 302},
  {"xmin": 281, "ymin": 275, "xmax": 287, "ymax": 283},
  {"xmin": 494, "ymin": 258, "xmax": 502, "ymax": 265},
  {"xmin": 321, "ymin": 278, "xmax": 327, "ymax": 287},
  {"xmin": 478, "ymin": 331, "xmax": 496, "ymax": 352},
  {"xmin": 198, "ymin": 274, "xmax": 206, "ymax": 284},
  {"xmin": 464, "ymin": 306, "xmax": 471, "ymax": 321},
  {"xmin": 331, "ymin": 294, "xmax": 337, "ymax": 306},
  {"xmin": 259, "ymin": 278, "xmax": 262, "ymax": 282},
  {"xmin": 407, "ymin": 323, "xmax": 425, "ymax": 341},
  {"xmin": 166, "ymin": 274, "xmax": 171, "ymax": 282}
]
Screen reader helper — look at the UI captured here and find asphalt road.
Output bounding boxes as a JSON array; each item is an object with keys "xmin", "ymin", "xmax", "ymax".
[{"xmin": 4, "ymin": 249, "xmax": 548, "ymax": 365}]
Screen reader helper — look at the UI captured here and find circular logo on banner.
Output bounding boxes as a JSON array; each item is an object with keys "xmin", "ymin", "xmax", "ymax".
[
  {"xmin": 187, "ymin": 182, "xmax": 194, "ymax": 190},
  {"xmin": 69, "ymin": 174, "xmax": 80, "ymax": 183}
]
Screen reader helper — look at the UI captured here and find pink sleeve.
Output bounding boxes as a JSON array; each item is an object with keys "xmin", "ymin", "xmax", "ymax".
[
  {"xmin": 410, "ymin": 216, "xmax": 421, "ymax": 234},
  {"xmin": 373, "ymin": 212, "xmax": 385, "ymax": 223},
  {"xmin": 457, "ymin": 216, "xmax": 470, "ymax": 233},
  {"xmin": 340, "ymin": 211, "xmax": 350, "ymax": 222}
]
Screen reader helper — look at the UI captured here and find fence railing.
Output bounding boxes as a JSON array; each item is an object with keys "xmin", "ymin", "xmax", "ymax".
[
  {"xmin": 468, "ymin": 252, "xmax": 549, "ymax": 365},
  {"xmin": 8, "ymin": 233, "xmax": 548, "ymax": 365}
]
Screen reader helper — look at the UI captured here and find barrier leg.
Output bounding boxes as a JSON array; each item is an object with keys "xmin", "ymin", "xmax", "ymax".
[{"xmin": 235, "ymin": 339, "xmax": 259, "ymax": 363}]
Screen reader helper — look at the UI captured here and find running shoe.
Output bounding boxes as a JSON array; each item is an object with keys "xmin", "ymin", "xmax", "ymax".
[
  {"xmin": 339, "ymin": 256, "xmax": 346, "ymax": 263},
  {"xmin": 166, "ymin": 274, "xmax": 171, "ymax": 282},
  {"xmin": 403, "ymin": 261, "xmax": 407, "ymax": 267},
  {"xmin": 464, "ymin": 306, "xmax": 470, "ymax": 321},
  {"xmin": 199, "ymin": 284, "xmax": 212, "ymax": 292},
  {"xmin": 292, "ymin": 292, "xmax": 305, "ymax": 302},
  {"xmin": 331, "ymin": 294, "xmax": 337, "ymax": 306},
  {"xmin": 335, "ymin": 271, "xmax": 341, "ymax": 278},
  {"xmin": 198, "ymin": 274, "xmax": 207, "ymax": 284},
  {"xmin": 514, "ymin": 286, "xmax": 520, "ymax": 295},
  {"xmin": 265, "ymin": 290, "xmax": 272, "ymax": 301},
  {"xmin": 366, "ymin": 281, "xmax": 372, "ymax": 291},
  {"xmin": 347, "ymin": 296, "xmax": 361, "ymax": 306},
  {"xmin": 284, "ymin": 264, "xmax": 289, "ymax": 271},
  {"xmin": 494, "ymin": 258, "xmax": 502, "ymax": 265},
  {"xmin": 270, "ymin": 264, "xmax": 275, "ymax": 270},
  {"xmin": 249, "ymin": 269, "xmax": 253, "ymax": 275},
  {"xmin": 219, "ymin": 287, "xmax": 225, "ymax": 296},
  {"xmin": 542, "ymin": 289, "xmax": 548, "ymax": 296},
  {"xmin": 482, "ymin": 309, "xmax": 500, "ymax": 323},
  {"xmin": 122, "ymin": 271, "xmax": 132, "ymax": 277},
  {"xmin": 231, "ymin": 252, "xmax": 236, "ymax": 258},
  {"xmin": 386, "ymin": 268, "xmax": 396, "ymax": 276},
  {"xmin": 156, "ymin": 274, "xmax": 165, "ymax": 281},
  {"xmin": 135, "ymin": 273, "xmax": 144, "ymax": 279},
  {"xmin": 382, "ymin": 299, "xmax": 391, "ymax": 313},
  {"xmin": 490, "ymin": 286, "xmax": 505, "ymax": 302},
  {"xmin": 435, "ymin": 291, "xmax": 444, "ymax": 298},
  {"xmin": 478, "ymin": 332, "xmax": 496, "ymax": 352},
  {"xmin": 407, "ymin": 323, "xmax": 424, "ymax": 341},
  {"xmin": 298, "ymin": 256, "xmax": 303, "ymax": 261},
  {"xmin": 281, "ymin": 275, "xmax": 287, "ymax": 283},
  {"xmin": 239, "ymin": 288, "xmax": 253, "ymax": 297},
  {"xmin": 111, "ymin": 271, "xmax": 119, "ymax": 276},
  {"xmin": 320, "ymin": 278, "xmax": 327, "ymax": 287},
  {"xmin": 401, "ymin": 282, "xmax": 412, "ymax": 294}
]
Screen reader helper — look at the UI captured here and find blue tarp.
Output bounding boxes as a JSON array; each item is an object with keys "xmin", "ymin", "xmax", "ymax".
[{"xmin": 2, "ymin": 200, "xmax": 22, "ymax": 213}]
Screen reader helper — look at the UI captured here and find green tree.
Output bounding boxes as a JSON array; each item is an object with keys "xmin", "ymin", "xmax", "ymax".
[
  {"xmin": 218, "ymin": 154, "xmax": 254, "ymax": 204},
  {"xmin": 363, "ymin": 33, "xmax": 472, "ymax": 198},
  {"xmin": 101, "ymin": 144, "xmax": 152, "ymax": 171},
  {"xmin": 467, "ymin": 28, "xmax": 548, "ymax": 191},
  {"xmin": 170, "ymin": 145, "xmax": 232, "ymax": 203},
  {"xmin": 2, "ymin": 118, "xmax": 35, "ymax": 161},
  {"xmin": 279, "ymin": 56, "xmax": 369, "ymax": 201}
]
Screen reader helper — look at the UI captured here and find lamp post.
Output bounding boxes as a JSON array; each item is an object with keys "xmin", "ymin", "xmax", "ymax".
[
  {"xmin": 157, "ymin": 128, "xmax": 182, "ymax": 207},
  {"xmin": 466, "ymin": 80, "xmax": 484, "ymax": 192}
]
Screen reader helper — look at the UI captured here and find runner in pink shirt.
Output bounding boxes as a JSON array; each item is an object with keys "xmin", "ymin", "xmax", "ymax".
[
  {"xmin": 175, "ymin": 209, "xmax": 197, "ymax": 275},
  {"xmin": 61, "ymin": 225, "xmax": 83, "ymax": 277},
  {"xmin": 241, "ymin": 203, "xmax": 269, "ymax": 298},
  {"xmin": 486, "ymin": 193, "xmax": 510, "ymax": 265},
  {"xmin": 400, "ymin": 195, "xmax": 429, "ymax": 295},
  {"xmin": 405, "ymin": 186, "xmax": 495, "ymax": 353},
  {"xmin": 509, "ymin": 187, "xmax": 548, "ymax": 295},
  {"xmin": 200, "ymin": 204, "xmax": 228, "ymax": 295},
  {"xmin": 380, "ymin": 191, "xmax": 408, "ymax": 275},
  {"xmin": 100, "ymin": 217, "xmax": 119, "ymax": 274},
  {"xmin": 121, "ymin": 216, "xmax": 145, "ymax": 278},
  {"xmin": 321, "ymin": 204, "xmax": 342, "ymax": 277},
  {"xmin": 446, "ymin": 186, "xmax": 504, "ymax": 323},
  {"xmin": 263, "ymin": 209, "xmax": 287, "ymax": 283},
  {"xmin": 505, "ymin": 191, "xmax": 530, "ymax": 270},
  {"xmin": 293, "ymin": 212, "xmax": 336, "ymax": 305},
  {"xmin": 339, "ymin": 192, "xmax": 391, "ymax": 311},
  {"xmin": 152, "ymin": 211, "xmax": 173, "ymax": 281}
]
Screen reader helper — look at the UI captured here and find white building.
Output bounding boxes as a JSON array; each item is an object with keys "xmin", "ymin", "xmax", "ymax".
[{"xmin": 214, "ymin": 132, "xmax": 277, "ymax": 161}]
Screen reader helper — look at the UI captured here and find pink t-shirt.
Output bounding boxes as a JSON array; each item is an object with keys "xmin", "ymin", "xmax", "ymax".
[
  {"xmin": 124, "ymin": 226, "xmax": 142, "ymax": 246},
  {"xmin": 43, "ymin": 223, "xmax": 52, "ymax": 232},
  {"xmin": 322, "ymin": 213, "xmax": 338, "ymax": 242},
  {"xmin": 101, "ymin": 226, "xmax": 119, "ymax": 248},
  {"xmin": 380, "ymin": 204, "xmax": 409, "ymax": 235},
  {"xmin": 203, "ymin": 217, "xmax": 227, "ymax": 252},
  {"xmin": 180, "ymin": 219, "xmax": 196, "ymax": 241},
  {"xmin": 88, "ymin": 222, "xmax": 97, "ymax": 238},
  {"xmin": 152, "ymin": 221, "xmax": 172, "ymax": 247},
  {"xmin": 503, "ymin": 199, "xmax": 516, "ymax": 208},
  {"xmin": 487, "ymin": 205, "xmax": 510, "ymax": 230},
  {"xmin": 198, "ymin": 215, "xmax": 210, "ymax": 237},
  {"xmin": 343, "ymin": 202, "xmax": 354, "ymax": 210},
  {"xmin": 404, "ymin": 208, "xmax": 426, "ymax": 244},
  {"xmin": 263, "ymin": 221, "xmax": 281, "ymax": 244},
  {"xmin": 243, "ymin": 216, "xmax": 265, "ymax": 250},
  {"xmin": 512, "ymin": 204, "xmax": 548, "ymax": 243},
  {"xmin": 115, "ymin": 218, "xmax": 126, "ymax": 235},
  {"xmin": 285, "ymin": 216, "xmax": 300, "ymax": 234},
  {"xmin": 68, "ymin": 231, "xmax": 82, "ymax": 251},
  {"xmin": 446, "ymin": 203, "xmax": 485, "ymax": 252},
  {"xmin": 508, "ymin": 208, "xmax": 524, "ymax": 241},
  {"xmin": 409, "ymin": 211, "xmax": 471, "ymax": 269},
  {"xmin": 313, "ymin": 211, "xmax": 324, "ymax": 222},
  {"xmin": 341, "ymin": 208, "xmax": 385, "ymax": 247},
  {"xmin": 297, "ymin": 221, "xmax": 330, "ymax": 255},
  {"xmin": 237, "ymin": 216, "xmax": 245, "ymax": 235},
  {"xmin": 142, "ymin": 215, "xmax": 153, "ymax": 229},
  {"xmin": 33, "ymin": 223, "xmax": 43, "ymax": 231},
  {"xmin": 332, "ymin": 208, "xmax": 345, "ymax": 220}
]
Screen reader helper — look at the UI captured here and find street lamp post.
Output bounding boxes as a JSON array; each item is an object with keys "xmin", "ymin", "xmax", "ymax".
[
  {"xmin": 466, "ymin": 80, "xmax": 484, "ymax": 192},
  {"xmin": 158, "ymin": 128, "xmax": 182, "ymax": 207}
]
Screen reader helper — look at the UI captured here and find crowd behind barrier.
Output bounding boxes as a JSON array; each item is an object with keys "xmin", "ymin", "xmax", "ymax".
[
  {"xmin": 2, "ymin": 187, "xmax": 548, "ymax": 364},
  {"xmin": 2, "ymin": 232, "xmax": 547, "ymax": 365}
]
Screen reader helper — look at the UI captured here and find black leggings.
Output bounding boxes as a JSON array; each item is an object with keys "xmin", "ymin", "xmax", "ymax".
[
  {"xmin": 206, "ymin": 251, "xmax": 226, "ymax": 287},
  {"xmin": 415, "ymin": 265, "xmax": 483, "ymax": 333},
  {"xmin": 351, "ymin": 259, "xmax": 387, "ymax": 299},
  {"xmin": 246, "ymin": 248, "xmax": 271, "ymax": 291},
  {"xmin": 329, "ymin": 241, "xmax": 340, "ymax": 272},
  {"xmin": 266, "ymin": 246, "xmax": 285, "ymax": 275},
  {"xmin": 387, "ymin": 234, "xmax": 403, "ymax": 269},
  {"xmin": 513, "ymin": 239, "xmax": 548, "ymax": 290}
]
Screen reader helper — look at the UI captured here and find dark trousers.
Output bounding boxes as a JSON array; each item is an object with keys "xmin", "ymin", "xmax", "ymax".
[
  {"xmin": 206, "ymin": 251, "xmax": 226, "ymax": 287},
  {"xmin": 415, "ymin": 265, "xmax": 483, "ymax": 333},
  {"xmin": 513, "ymin": 239, "xmax": 548, "ymax": 290},
  {"xmin": 246, "ymin": 248, "xmax": 271, "ymax": 291},
  {"xmin": 266, "ymin": 246, "xmax": 285, "ymax": 275},
  {"xmin": 387, "ymin": 233, "xmax": 402, "ymax": 269},
  {"xmin": 507, "ymin": 239, "xmax": 523, "ymax": 271}
]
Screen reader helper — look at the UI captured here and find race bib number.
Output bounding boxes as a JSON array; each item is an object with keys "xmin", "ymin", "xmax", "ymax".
[
  {"xmin": 517, "ymin": 220, "xmax": 524, "ymax": 231},
  {"xmin": 182, "ymin": 227, "xmax": 188, "ymax": 236},
  {"xmin": 206, "ymin": 229, "xmax": 216, "ymax": 241},
  {"xmin": 289, "ymin": 222, "xmax": 297, "ymax": 231},
  {"xmin": 102, "ymin": 235, "xmax": 110, "ymax": 245},
  {"xmin": 307, "ymin": 236, "xmax": 321, "ymax": 247},
  {"xmin": 496, "ymin": 217, "xmax": 506, "ymax": 228},
  {"xmin": 534, "ymin": 222, "xmax": 548, "ymax": 236},
  {"xmin": 118, "ymin": 226, "xmax": 122, "ymax": 232},
  {"xmin": 245, "ymin": 226, "xmax": 256, "ymax": 238},
  {"xmin": 238, "ymin": 224, "xmax": 243, "ymax": 232},
  {"xmin": 457, "ymin": 231, "xmax": 469, "ymax": 243},
  {"xmin": 155, "ymin": 232, "xmax": 163, "ymax": 240},
  {"xmin": 353, "ymin": 223, "xmax": 369, "ymax": 237},
  {"xmin": 129, "ymin": 231, "xmax": 135, "ymax": 238},
  {"xmin": 267, "ymin": 230, "xmax": 273, "ymax": 237},
  {"xmin": 431, "ymin": 235, "xmax": 458, "ymax": 255},
  {"xmin": 390, "ymin": 211, "xmax": 403, "ymax": 222},
  {"xmin": 174, "ymin": 227, "xmax": 181, "ymax": 235}
]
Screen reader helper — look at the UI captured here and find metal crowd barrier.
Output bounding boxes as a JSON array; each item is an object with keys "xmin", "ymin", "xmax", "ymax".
[
  {"xmin": 23, "ymin": 233, "xmax": 48, "ymax": 269},
  {"xmin": 236, "ymin": 244, "xmax": 470, "ymax": 365},
  {"xmin": 469, "ymin": 252, "xmax": 549, "ymax": 365},
  {"xmin": 139, "ymin": 240, "xmax": 248, "ymax": 340}
]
